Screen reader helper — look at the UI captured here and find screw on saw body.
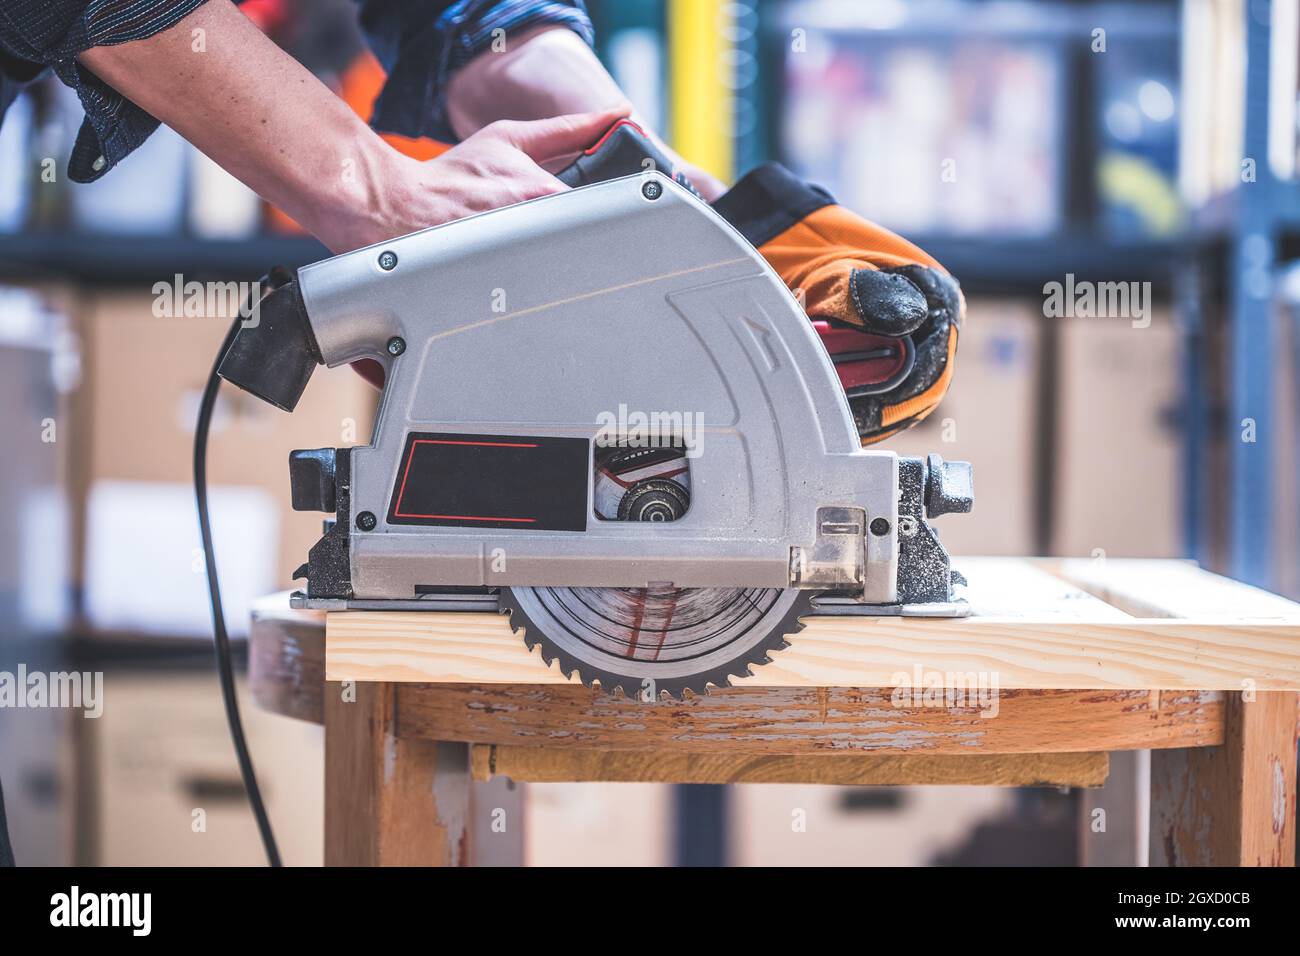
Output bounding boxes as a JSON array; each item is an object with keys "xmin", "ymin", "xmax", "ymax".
[
  {"xmin": 356, "ymin": 511, "xmax": 377, "ymax": 531},
  {"xmin": 386, "ymin": 336, "xmax": 406, "ymax": 356},
  {"xmin": 641, "ymin": 180, "xmax": 662, "ymax": 200},
  {"xmin": 869, "ymin": 517, "xmax": 891, "ymax": 536},
  {"xmin": 377, "ymin": 250, "xmax": 398, "ymax": 271}
]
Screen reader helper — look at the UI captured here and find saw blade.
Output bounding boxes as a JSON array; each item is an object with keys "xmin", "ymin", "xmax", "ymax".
[{"xmin": 500, "ymin": 585, "xmax": 813, "ymax": 699}]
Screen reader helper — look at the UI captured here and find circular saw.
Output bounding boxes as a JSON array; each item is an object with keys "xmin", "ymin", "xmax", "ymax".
[{"xmin": 217, "ymin": 156, "xmax": 974, "ymax": 699}]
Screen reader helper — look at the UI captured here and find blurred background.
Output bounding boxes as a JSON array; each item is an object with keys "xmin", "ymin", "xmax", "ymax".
[{"xmin": 0, "ymin": 0, "xmax": 1296, "ymax": 866}]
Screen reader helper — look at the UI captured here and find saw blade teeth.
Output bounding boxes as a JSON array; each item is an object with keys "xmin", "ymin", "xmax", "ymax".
[
  {"xmin": 501, "ymin": 586, "xmax": 817, "ymax": 703},
  {"xmin": 499, "ymin": 607, "xmax": 521, "ymax": 634}
]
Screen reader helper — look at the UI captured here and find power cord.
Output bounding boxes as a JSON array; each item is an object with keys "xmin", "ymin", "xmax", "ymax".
[
  {"xmin": 0, "ymin": 773, "xmax": 14, "ymax": 866},
  {"xmin": 195, "ymin": 313, "xmax": 282, "ymax": 867}
]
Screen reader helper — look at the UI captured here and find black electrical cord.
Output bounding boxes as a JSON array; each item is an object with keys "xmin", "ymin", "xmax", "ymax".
[
  {"xmin": 0, "ymin": 773, "xmax": 15, "ymax": 866},
  {"xmin": 195, "ymin": 314, "xmax": 281, "ymax": 867}
]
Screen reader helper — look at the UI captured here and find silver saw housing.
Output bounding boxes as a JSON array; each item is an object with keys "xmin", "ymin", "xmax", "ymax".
[{"xmin": 227, "ymin": 171, "xmax": 975, "ymax": 697}]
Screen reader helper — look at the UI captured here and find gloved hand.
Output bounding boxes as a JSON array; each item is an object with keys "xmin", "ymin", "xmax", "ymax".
[{"xmin": 713, "ymin": 164, "xmax": 964, "ymax": 444}]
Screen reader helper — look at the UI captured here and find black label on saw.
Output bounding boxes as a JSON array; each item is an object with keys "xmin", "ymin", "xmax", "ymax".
[{"xmin": 387, "ymin": 432, "xmax": 589, "ymax": 531}]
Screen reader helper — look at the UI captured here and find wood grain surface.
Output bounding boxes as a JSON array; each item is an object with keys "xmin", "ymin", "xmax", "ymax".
[
  {"xmin": 469, "ymin": 745, "xmax": 1110, "ymax": 787},
  {"xmin": 323, "ymin": 559, "xmax": 1300, "ymax": 690},
  {"xmin": 1150, "ymin": 691, "xmax": 1299, "ymax": 866},
  {"xmin": 326, "ymin": 611, "xmax": 1300, "ymax": 690},
  {"xmin": 324, "ymin": 681, "xmax": 471, "ymax": 867},
  {"xmin": 395, "ymin": 685, "xmax": 1224, "ymax": 754},
  {"xmin": 249, "ymin": 598, "xmax": 325, "ymax": 724}
]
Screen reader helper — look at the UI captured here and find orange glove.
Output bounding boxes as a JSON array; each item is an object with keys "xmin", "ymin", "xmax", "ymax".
[{"xmin": 713, "ymin": 164, "xmax": 964, "ymax": 444}]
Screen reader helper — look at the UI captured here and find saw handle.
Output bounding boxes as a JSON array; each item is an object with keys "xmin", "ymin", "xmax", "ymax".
[{"xmin": 556, "ymin": 118, "xmax": 705, "ymax": 200}]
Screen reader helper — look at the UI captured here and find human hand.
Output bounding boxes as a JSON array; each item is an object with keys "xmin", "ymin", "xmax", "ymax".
[
  {"xmin": 315, "ymin": 105, "xmax": 629, "ymax": 253},
  {"xmin": 713, "ymin": 164, "xmax": 964, "ymax": 444}
]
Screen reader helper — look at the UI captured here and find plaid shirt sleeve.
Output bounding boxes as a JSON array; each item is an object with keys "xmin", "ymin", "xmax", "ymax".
[
  {"xmin": 357, "ymin": 0, "xmax": 594, "ymax": 144},
  {"xmin": 0, "ymin": 0, "xmax": 594, "ymax": 184},
  {"xmin": 0, "ymin": 0, "xmax": 210, "ymax": 183}
]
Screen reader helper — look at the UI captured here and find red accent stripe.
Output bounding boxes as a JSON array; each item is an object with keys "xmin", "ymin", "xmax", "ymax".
[
  {"xmin": 625, "ymin": 588, "xmax": 648, "ymax": 658},
  {"xmin": 650, "ymin": 591, "xmax": 678, "ymax": 662},
  {"xmin": 598, "ymin": 465, "xmax": 689, "ymax": 490},
  {"xmin": 393, "ymin": 512, "xmax": 537, "ymax": 523},
  {"xmin": 583, "ymin": 118, "xmax": 647, "ymax": 155},
  {"xmin": 394, "ymin": 441, "xmax": 419, "ymax": 516},
  {"xmin": 416, "ymin": 439, "xmax": 538, "ymax": 448},
  {"xmin": 392, "ymin": 437, "xmax": 541, "ymax": 523}
]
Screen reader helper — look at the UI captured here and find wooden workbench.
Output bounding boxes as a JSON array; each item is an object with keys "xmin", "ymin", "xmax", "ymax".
[{"xmin": 248, "ymin": 558, "xmax": 1300, "ymax": 867}]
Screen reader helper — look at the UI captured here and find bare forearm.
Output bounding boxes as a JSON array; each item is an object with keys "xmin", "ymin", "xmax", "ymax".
[
  {"xmin": 78, "ymin": 1, "xmax": 398, "ymax": 250},
  {"xmin": 447, "ymin": 26, "xmax": 626, "ymax": 137},
  {"xmin": 77, "ymin": 4, "xmax": 635, "ymax": 253},
  {"xmin": 447, "ymin": 26, "xmax": 725, "ymax": 198}
]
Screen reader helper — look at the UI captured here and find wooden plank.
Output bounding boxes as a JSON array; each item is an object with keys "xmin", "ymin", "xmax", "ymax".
[
  {"xmin": 1150, "ymin": 691, "xmax": 1299, "ymax": 866},
  {"xmin": 323, "ymin": 680, "xmax": 471, "ymax": 866},
  {"xmin": 327, "ymin": 609, "xmax": 1300, "ymax": 690},
  {"xmin": 1048, "ymin": 558, "xmax": 1300, "ymax": 620},
  {"xmin": 958, "ymin": 557, "xmax": 1132, "ymax": 619},
  {"xmin": 321, "ymin": 559, "xmax": 1300, "ymax": 689},
  {"xmin": 395, "ymin": 685, "xmax": 1224, "ymax": 755},
  {"xmin": 249, "ymin": 593, "xmax": 324, "ymax": 724},
  {"xmin": 256, "ymin": 563, "xmax": 1136, "ymax": 715},
  {"xmin": 724, "ymin": 617, "xmax": 1300, "ymax": 691},
  {"xmin": 324, "ymin": 557, "xmax": 1138, "ymax": 687},
  {"xmin": 470, "ymin": 745, "xmax": 1110, "ymax": 787},
  {"xmin": 330, "ymin": 610, "xmax": 570, "ymax": 684},
  {"xmin": 250, "ymin": 562, "xmax": 1128, "ymax": 720}
]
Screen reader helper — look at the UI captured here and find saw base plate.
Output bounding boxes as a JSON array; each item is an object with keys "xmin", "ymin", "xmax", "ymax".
[{"xmin": 292, "ymin": 590, "xmax": 970, "ymax": 617}]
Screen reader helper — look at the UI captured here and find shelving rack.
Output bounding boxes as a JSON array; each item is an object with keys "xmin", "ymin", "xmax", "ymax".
[{"xmin": 1216, "ymin": 4, "xmax": 1298, "ymax": 587}]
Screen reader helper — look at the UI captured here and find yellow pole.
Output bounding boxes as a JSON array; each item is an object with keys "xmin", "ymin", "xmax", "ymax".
[{"xmin": 668, "ymin": 0, "xmax": 734, "ymax": 182}]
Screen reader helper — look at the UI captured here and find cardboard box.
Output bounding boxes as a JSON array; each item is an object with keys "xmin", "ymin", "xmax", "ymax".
[
  {"xmin": 883, "ymin": 298, "xmax": 1040, "ymax": 556},
  {"xmin": 93, "ymin": 671, "xmax": 322, "ymax": 866},
  {"xmin": 1051, "ymin": 310, "xmax": 1181, "ymax": 557},
  {"xmin": 75, "ymin": 291, "xmax": 376, "ymax": 636},
  {"xmin": 0, "ymin": 704, "xmax": 77, "ymax": 866}
]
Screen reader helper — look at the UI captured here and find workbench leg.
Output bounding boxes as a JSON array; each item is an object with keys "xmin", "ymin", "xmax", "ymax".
[
  {"xmin": 324, "ymin": 681, "xmax": 471, "ymax": 866},
  {"xmin": 1150, "ymin": 691, "xmax": 1298, "ymax": 866}
]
